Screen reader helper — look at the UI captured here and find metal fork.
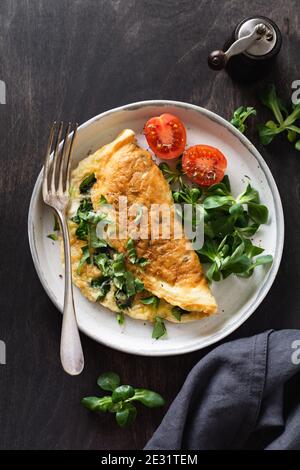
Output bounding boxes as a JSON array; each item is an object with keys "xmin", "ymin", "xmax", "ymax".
[{"xmin": 43, "ymin": 121, "xmax": 84, "ymax": 375}]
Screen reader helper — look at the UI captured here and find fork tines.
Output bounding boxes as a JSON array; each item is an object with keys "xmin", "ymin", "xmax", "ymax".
[{"xmin": 43, "ymin": 121, "xmax": 78, "ymax": 202}]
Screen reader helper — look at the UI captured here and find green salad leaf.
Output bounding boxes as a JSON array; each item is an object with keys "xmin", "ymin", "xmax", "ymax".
[
  {"xmin": 230, "ymin": 106, "xmax": 257, "ymax": 134},
  {"xmin": 198, "ymin": 189, "xmax": 272, "ymax": 280},
  {"xmin": 259, "ymin": 84, "xmax": 300, "ymax": 150},
  {"xmin": 97, "ymin": 372, "xmax": 120, "ymax": 392},
  {"xmin": 159, "ymin": 160, "xmax": 183, "ymax": 187},
  {"xmin": 82, "ymin": 372, "xmax": 165, "ymax": 427},
  {"xmin": 194, "ymin": 176, "xmax": 272, "ymax": 281},
  {"xmin": 159, "ymin": 159, "xmax": 272, "ymax": 283},
  {"xmin": 116, "ymin": 403, "xmax": 137, "ymax": 427}
]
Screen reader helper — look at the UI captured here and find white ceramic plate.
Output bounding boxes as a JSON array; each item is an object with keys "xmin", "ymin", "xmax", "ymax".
[{"xmin": 28, "ymin": 101, "xmax": 284, "ymax": 356}]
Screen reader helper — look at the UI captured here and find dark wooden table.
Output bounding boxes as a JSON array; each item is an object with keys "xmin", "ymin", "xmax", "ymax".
[{"xmin": 1, "ymin": 0, "xmax": 300, "ymax": 450}]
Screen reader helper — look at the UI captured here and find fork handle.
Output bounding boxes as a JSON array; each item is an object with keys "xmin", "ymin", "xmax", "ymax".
[{"xmin": 58, "ymin": 211, "xmax": 84, "ymax": 375}]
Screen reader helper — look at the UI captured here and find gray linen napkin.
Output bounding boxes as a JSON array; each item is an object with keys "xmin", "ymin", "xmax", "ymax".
[{"xmin": 145, "ymin": 330, "xmax": 300, "ymax": 450}]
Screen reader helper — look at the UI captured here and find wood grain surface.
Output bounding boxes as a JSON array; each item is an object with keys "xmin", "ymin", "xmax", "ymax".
[{"xmin": 0, "ymin": 0, "xmax": 300, "ymax": 450}]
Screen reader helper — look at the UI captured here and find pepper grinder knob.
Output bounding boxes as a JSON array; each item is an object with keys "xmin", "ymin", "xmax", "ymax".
[{"xmin": 208, "ymin": 50, "xmax": 227, "ymax": 70}]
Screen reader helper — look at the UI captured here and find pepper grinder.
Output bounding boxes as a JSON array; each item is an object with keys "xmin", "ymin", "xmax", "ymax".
[{"xmin": 208, "ymin": 16, "xmax": 282, "ymax": 83}]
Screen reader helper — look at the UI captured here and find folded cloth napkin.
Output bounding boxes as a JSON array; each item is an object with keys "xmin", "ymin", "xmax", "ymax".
[{"xmin": 145, "ymin": 330, "xmax": 300, "ymax": 450}]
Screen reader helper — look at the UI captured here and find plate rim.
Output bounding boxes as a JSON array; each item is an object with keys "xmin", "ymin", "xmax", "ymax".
[{"xmin": 28, "ymin": 99, "xmax": 285, "ymax": 356}]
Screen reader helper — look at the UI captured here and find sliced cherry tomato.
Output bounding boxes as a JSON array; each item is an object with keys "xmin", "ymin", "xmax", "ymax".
[
  {"xmin": 144, "ymin": 113, "xmax": 186, "ymax": 160},
  {"xmin": 182, "ymin": 145, "xmax": 227, "ymax": 187}
]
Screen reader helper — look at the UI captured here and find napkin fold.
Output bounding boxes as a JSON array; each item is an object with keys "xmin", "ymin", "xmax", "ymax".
[{"xmin": 145, "ymin": 330, "xmax": 300, "ymax": 450}]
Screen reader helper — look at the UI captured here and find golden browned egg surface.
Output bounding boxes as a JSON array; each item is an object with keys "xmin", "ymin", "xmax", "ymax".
[{"xmin": 67, "ymin": 129, "xmax": 217, "ymax": 324}]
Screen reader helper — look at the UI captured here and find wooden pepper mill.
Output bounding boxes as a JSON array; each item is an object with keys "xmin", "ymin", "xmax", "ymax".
[{"xmin": 208, "ymin": 16, "xmax": 282, "ymax": 83}]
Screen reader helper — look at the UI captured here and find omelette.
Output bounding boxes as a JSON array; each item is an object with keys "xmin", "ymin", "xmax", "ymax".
[{"xmin": 67, "ymin": 129, "xmax": 217, "ymax": 324}]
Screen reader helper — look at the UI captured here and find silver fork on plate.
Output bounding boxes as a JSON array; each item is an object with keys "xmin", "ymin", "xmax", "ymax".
[{"xmin": 43, "ymin": 121, "xmax": 84, "ymax": 375}]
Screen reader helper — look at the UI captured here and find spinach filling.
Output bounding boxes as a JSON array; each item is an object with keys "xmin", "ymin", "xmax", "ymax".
[{"xmin": 72, "ymin": 175, "xmax": 145, "ymax": 309}]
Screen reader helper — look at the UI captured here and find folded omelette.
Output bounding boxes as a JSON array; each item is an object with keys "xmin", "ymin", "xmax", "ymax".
[{"xmin": 67, "ymin": 129, "xmax": 217, "ymax": 323}]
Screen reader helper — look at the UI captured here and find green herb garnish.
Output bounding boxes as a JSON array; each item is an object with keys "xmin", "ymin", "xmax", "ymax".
[
  {"xmin": 126, "ymin": 238, "xmax": 149, "ymax": 267},
  {"xmin": 141, "ymin": 295, "xmax": 160, "ymax": 309},
  {"xmin": 99, "ymin": 194, "xmax": 107, "ymax": 205},
  {"xmin": 81, "ymin": 372, "xmax": 165, "ymax": 427},
  {"xmin": 47, "ymin": 215, "xmax": 60, "ymax": 241},
  {"xmin": 77, "ymin": 245, "xmax": 91, "ymax": 274},
  {"xmin": 71, "ymin": 186, "xmax": 109, "ymax": 266},
  {"xmin": 116, "ymin": 312, "xmax": 125, "ymax": 325},
  {"xmin": 114, "ymin": 289, "xmax": 133, "ymax": 310},
  {"xmin": 125, "ymin": 271, "xmax": 136, "ymax": 297},
  {"xmin": 230, "ymin": 106, "xmax": 257, "ymax": 134},
  {"xmin": 171, "ymin": 306, "xmax": 187, "ymax": 321},
  {"xmin": 134, "ymin": 278, "xmax": 145, "ymax": 292},
  {"xmin": 47, "ymin": 233, "xmax": 58, "ymax": 241},
  {"xmin": 53, "ymin": 214, "xmax": 60, "ymax": 231},
  {"xmin": 90, "ymin": 276, "xmax": 111, "ymax": 301},
  {"xmin": 126, "ymin": 238, "xmax": 138, "ymax": 264},
  {"xmin": 79, "ymin": 173, "xmax": 97, "ymax": 193},
  {"xmin": 94, "ymin": 251, "xmax": 145, "ymax": 308},
  {"xmin": 152, "ymin": 316, "xmax": 167, "ymax": 340}
]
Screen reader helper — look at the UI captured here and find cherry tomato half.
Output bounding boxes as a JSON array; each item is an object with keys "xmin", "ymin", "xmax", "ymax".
[
  {"xmin": 182, "ymin": 145, "xmax": 227, "ymax": 187},
  {"xmin": 144, "ymin": 113, "xmax": 186, "ymax": 160}
]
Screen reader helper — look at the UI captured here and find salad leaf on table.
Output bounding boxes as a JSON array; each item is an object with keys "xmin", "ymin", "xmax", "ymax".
[
  {"xmin": 230, "ymin": 106, "xmax": 257, "ymax": 134},
  {"xmin": 97, "ymin": 371, "xmax": 120, "ymax": 392},
  {"xmin": 82, "ymin": 372, "xmax": 165, "ymax": 428},
  {"xmin": 259, "ymin": 84, "xmax": 300, "ymax": 150}
]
